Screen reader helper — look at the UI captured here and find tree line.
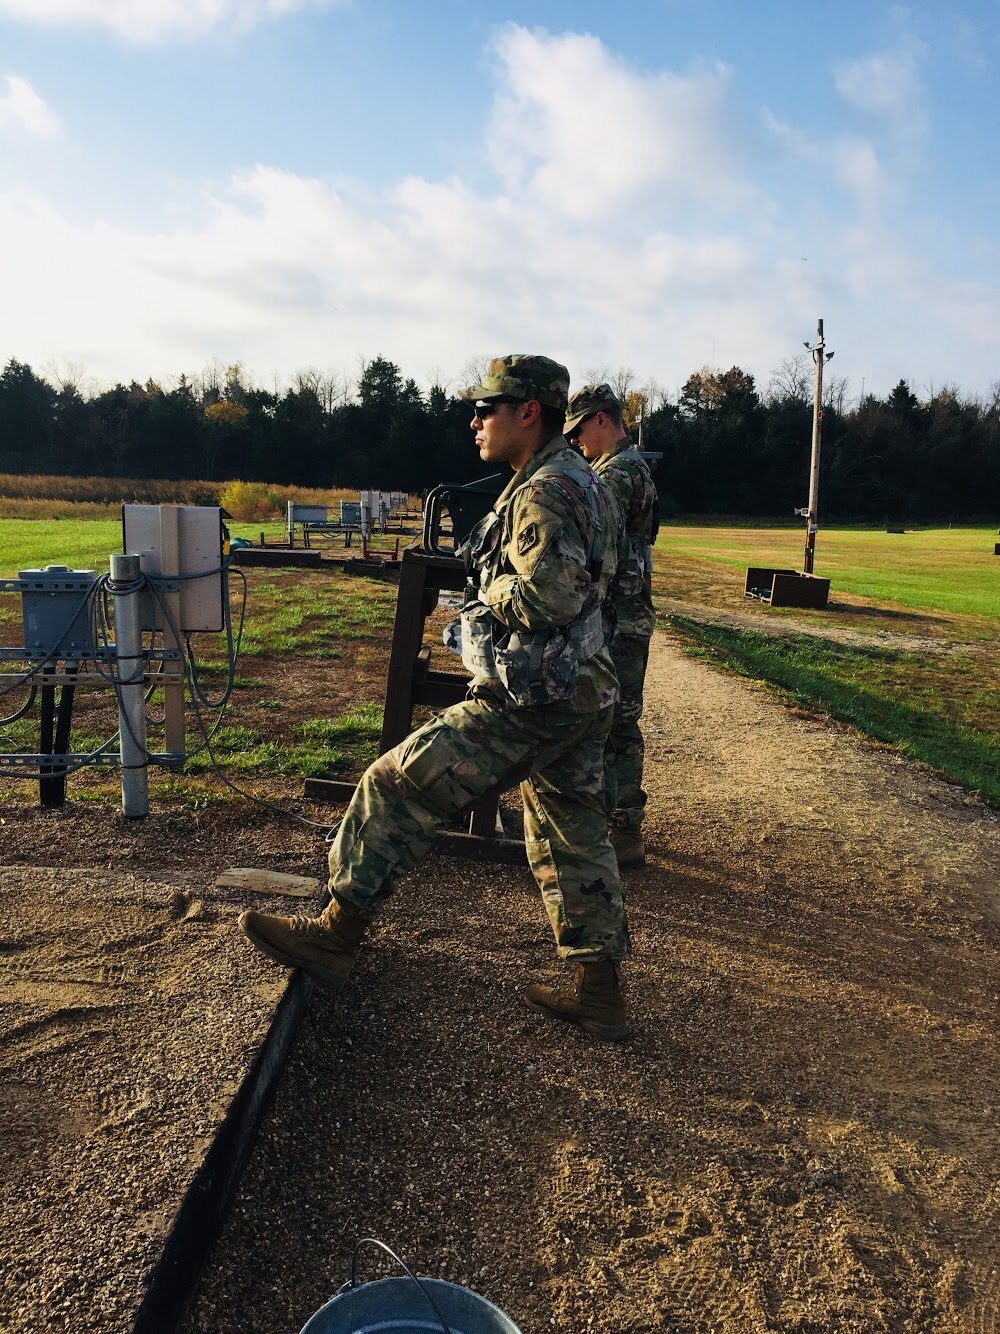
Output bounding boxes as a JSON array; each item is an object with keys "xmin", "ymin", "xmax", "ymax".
[{"xmin": 1, "ymin": 354, "xmax": 998, "ymax": 520}]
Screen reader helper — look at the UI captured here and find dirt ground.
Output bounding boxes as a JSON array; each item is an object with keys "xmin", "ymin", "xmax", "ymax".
[{"xmin": 2, "ymin": 624, "xmax": 999, "ymax": 1333}]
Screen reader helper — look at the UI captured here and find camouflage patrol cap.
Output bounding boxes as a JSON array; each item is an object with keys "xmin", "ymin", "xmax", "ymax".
[
  {"xmin": 459, "ymin": 354, "xmax": 570, "ymax": 412},
  {"xmin": 564, "ymin": 383, "xmax": 622, "ymax": 435}
]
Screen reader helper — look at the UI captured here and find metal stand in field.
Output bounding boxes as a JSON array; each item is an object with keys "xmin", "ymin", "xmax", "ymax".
[
  {"xmin": 2, "ymin": 506, "xmax": 229, "ymax": 815},
  {"xmin": 304, "ymin": 549, "xmax": 527, "ymax": 864},
  {"xmin": 109, "ymin": 553, "xmax": 150, "ymax": 817}
]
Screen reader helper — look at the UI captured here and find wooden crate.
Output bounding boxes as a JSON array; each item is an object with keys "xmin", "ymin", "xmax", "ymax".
[{"xmin": 745, "ymin": 566, "xmax": 831, "ymax": 609}]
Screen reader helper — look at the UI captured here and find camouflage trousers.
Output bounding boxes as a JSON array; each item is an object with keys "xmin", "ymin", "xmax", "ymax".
[
  {"xmin": 327, "ymin": 694, "xmax": 629, "ymax": 962},
  {"xmin": 604, "ymin": 633, "xmax": 651, "ymax": 831}
]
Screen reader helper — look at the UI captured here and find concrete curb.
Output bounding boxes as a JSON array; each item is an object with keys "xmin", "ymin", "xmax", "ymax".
[{"xmin": 132, "ymin": 970, "xmax": 313, "ymax": 1334}]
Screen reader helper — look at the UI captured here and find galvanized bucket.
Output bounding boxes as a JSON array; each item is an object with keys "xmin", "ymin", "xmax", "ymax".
[{"xmin": 299, "ymin": 1239, "xmax": 522, "ymax": 1334}]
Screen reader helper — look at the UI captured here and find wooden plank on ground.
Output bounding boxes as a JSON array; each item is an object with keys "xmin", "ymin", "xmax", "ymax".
[{"xmin": 215, "ymin": 868, "xmax": 320, "ymax": 897}]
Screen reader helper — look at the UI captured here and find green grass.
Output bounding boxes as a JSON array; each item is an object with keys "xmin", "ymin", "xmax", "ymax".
[
  {"xmin": 240, "ymin": 578, "xmax": 395, "ymax": 657},
  {"xmin": 0, "ymin": 519, "xmax": 396, "ymax": 662},
  {"xmin": 0, "ymin": 516, "xmax": 375, "ymax": 577},
  {"xmin": 652, "ymin": 522, "xmax": 1000, "ymax": 809},
  {"xmin": 661, "ymin": 524, "xmax": 1000, "ymax": 618},
  {"xmin": 6, "ymin": 516, "xmax": 996, "ymax": 812},
  {"xmin": 0, "ymin": 518, "xmax": 122, "ymax": 576},
  {"xmin": 670, "ymin": 616, "xmax": 1000, "ymax": 807},
  {"xmin": 182, "ymin": 703, "xmax": 383, "ymax": 780}
]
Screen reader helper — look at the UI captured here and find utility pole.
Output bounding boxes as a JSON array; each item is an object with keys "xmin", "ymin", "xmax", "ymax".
[{"xmin": 797, "ymin": 318, "xmax": 833, "ymax": 574}]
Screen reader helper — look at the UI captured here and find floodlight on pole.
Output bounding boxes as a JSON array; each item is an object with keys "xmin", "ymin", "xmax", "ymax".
[{"xmin": 799, "ymin": 318, "xmax": 833, "ymax": 575}]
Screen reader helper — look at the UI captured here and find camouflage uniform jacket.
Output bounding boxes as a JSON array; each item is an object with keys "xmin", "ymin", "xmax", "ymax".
[
  {"xmin": 462, "ymin": 434, "xmax": 620, "ymax": 714},
  {"xmin": 593, "ymin": 437, "xmax": 659, "ymax": 639}
]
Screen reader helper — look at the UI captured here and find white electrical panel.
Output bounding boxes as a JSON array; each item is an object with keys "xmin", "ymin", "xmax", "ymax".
[{"xmin": 122, "ymin": 505, "xmax": 226, "ymax": 633}]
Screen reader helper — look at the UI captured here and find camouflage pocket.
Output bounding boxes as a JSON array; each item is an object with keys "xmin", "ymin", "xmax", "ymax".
[
  {"xmin": 460, "ymin": 602, "xmax": 499, "ymax": 676},
  {"xmin": 495, "ymin": 629, "xmax": 578, "ymax": 707},
  {"xmin": 614, "ymin": 555, "xmax": 644, "ymax": 600}
]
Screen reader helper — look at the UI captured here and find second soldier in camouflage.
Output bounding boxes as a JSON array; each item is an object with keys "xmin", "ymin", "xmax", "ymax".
[{"xmin": 565, "ymin": 383, "xmax": 659, "ymax": 867}]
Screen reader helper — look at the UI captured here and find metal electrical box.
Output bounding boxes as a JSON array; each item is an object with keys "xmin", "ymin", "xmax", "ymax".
[
  {"xmin": 122, "ymin": 505, "xmax": 226, "ymax": 633},
  {"xmin": 18, "ymin": 566, "xmax": 98, "ymax": 660}
]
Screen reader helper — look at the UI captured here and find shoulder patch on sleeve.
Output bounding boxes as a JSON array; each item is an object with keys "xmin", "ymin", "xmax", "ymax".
[{"xmin": 517, "ymin": 521, "xmax": 540, "ymax": 555}]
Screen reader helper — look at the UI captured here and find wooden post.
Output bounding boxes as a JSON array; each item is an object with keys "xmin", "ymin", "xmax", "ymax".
[{"xmin": 379, "ymin": 554, "xmax": 442, "ymax": 752}]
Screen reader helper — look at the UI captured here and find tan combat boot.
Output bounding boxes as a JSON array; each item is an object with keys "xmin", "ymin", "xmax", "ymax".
[
  {"xmin": 239, "ymin": 897, "xmax": 370, "ymax": 991},
  {"xmin": 610, "ymin": 826, "xmax": 645, "ymax": 868},
  {"xmin": 524, "ymin": 961, "xmax": 628, "ymax": 1043}
]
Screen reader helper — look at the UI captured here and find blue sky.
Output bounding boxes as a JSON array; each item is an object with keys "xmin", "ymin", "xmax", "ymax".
[{"xmin": 0, "ymin": 0, "xmax": 997, "ymax": 403}]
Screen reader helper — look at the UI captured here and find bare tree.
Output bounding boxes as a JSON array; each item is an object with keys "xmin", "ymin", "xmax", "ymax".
[
  {"xmin": 766, "ymin": 354, "xmax": 811, "ymax": 405},
  {"xmin": 293, "ymin": 368, "xmax": 348, "ymax": 412},
  {"xmin": 823, "ymin": 373, "xmax": 851, "ymax": 415},
  {"xmin": 607, "ymin": 366, "xmax": 637, "ymax": 403},
  {"xmin": 322, "ymin": 371, "xmax": 349, "ymax": 412},
  {"xmin": 44, "ymin": 357, "xmax": 93, "ymax": 399},
  {"xmin": 195, "ymin": 358, "xmax": 225, "ymax": 407},
  {"xmin": 643, "ymin": 377, "xmax": 668, "ymax": 413},
  {"xmin": 580, "ymin": 364, "xmax": 612, "ymax": 387},
  {"xmin": 457, "ymin": 355, "xmax": 493, "ymax": 391}
]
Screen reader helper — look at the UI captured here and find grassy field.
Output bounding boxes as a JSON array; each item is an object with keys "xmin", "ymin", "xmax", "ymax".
[
  {"xmin": 654, "ymin": 522, "xmax": 1000, "ymax": 806},
  {"xmin": 663, "ymin": 523, "xmax": 1000, "ymax": 620},
  {"xmin": 1, "ymin": 519, "xmax": 124, "ymax": 577},
  {"xmin": 0, "ymin": 518, "xmax": 337, "ymax": 577},
  {"xmin": 2, "ymin": 517, "xmax": 997, "ymax": 807}
]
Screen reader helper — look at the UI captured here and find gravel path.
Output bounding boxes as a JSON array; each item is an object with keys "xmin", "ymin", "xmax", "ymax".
[
  {"xmin": 0, "ymin": 863, "xmax": 291, "ymax": 1331},
  {"xmin": 178, "ymin": 627, "xmax": 1000, "ymax": 1334}
]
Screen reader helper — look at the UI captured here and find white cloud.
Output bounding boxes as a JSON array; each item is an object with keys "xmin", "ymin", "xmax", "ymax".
[
  {"xmin": 833, "ymin": 137, "xmax": 893, "ymax": 213},
  {"xmin": 0, "ymin": 162, "xmax": 790, "ymax": 394},
  {"xmin": 761, "ymin": 108, "xmax": 817, "ymax": 162},
  {"xmin": 487, "ymin": 27, "xmax": 752, "ymax": 216},
  {"xmin": 834, "ymin": 36, "xmax": 927, "ymax": 135},
  {"xmin": 0, "ymin": 25, "xmax": 997, "ymax": 400},
  {"xmin": 0, "ymin": 75, "xmax": 61, "ymax": 137},
  {"xmin": 0, "ymin": 0, "xmax": 339, "ymax": 43}
]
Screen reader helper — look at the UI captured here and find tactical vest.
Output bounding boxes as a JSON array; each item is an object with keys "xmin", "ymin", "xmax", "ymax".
[{"xmin": 458, "ymin": 456, "xmax": 611, "ymax": 707}]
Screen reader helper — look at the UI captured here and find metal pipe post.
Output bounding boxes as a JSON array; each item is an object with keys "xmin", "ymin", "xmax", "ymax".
[
  {"xmin": 803, "ymin": 318, "xmax": 825, "ymax": 574},
  {"xmin": 110, "ymin": 552, "xmax": 149, "ymax": 818}
]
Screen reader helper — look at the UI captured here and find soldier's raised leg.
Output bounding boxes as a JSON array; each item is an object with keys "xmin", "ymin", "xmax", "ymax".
[{"xmin": 240, "ymin": 697, "xmax": 606, "ymax": 992}]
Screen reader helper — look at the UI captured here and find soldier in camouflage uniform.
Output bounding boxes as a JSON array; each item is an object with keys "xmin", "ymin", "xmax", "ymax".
[
  {"xmin": 565, "ymin": 384, "xmax": 659, "ymax": 867},
  {"xmin": 240, "ymin": 355, "xmax": 632, "ymax": 1041}
]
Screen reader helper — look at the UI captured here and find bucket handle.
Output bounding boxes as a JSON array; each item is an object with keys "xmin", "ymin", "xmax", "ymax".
[{"xmin": 347, "ymin": 1237, "xmax": 455, "ymax": 1334}]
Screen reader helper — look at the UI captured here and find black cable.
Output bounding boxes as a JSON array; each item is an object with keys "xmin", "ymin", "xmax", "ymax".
[
  {"xmin": 3, "ymin": 562, "xmax": 342, "ymax": 838},
  {"xmin": 183, "ymin": 566, "xmax": 247, "ymax": 710},
  {"xmin": 0, "ymin": 682, "xmax": 37, "ymax": 726},
  {"xmin": 119, "ymin": 568, "xmax": 342, "ymax": 837},
  {"xmin": 0, "ymin": 580, "xmax": 102, "ymax": 698}
]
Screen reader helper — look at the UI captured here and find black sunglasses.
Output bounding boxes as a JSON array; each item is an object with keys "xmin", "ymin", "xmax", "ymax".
[
  {"xmin": 473, "ymin": 396, "xmax": 521, "ymax": 419},
  {"xmin": 566, "ymin": 414, "xmax": 594, "ymax": 443}
]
